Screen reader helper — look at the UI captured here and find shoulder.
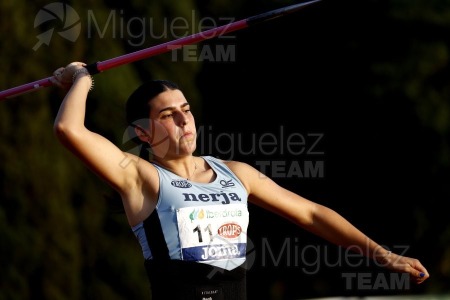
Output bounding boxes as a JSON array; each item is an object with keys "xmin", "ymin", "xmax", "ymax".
[
  {"xmin": 206, "ymin": 156, "xmax": 256, "ymax": 173},
  {"xmin": 211, "ymin": 158, "xmax": 265, "ymax": 192},
  {"xmin": 223, "ymin": 159, "xmax": 253, "ymax": 172},
  {"xmin": 202, "ymin": 155, "xmax": 269, "ymax": 185}
]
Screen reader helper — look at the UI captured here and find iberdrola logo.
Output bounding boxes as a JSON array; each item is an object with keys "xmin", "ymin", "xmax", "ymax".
[
  {"xmin": 189, "ymin": 208, "xmax": 205, "ymax": 222},
  {"xmin": 33, "ymin": 2, "xmax": 81, "ymax": 51}
]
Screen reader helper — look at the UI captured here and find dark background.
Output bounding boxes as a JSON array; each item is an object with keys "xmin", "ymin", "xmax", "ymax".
[
  {"xmin": 197, "ymin": 1, "xmax": 448, "ymax": 298},
  {"xmin": 1, "ymin": 0, "xmax": 449, "ymax": 299}
]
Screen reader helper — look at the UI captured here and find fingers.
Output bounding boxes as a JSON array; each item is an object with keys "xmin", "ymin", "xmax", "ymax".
[
  {"xmin": 388, "ymin": 255, "xmax": 429, "ymax": 285},
  {"xmin": 52, "ymin": 61, "xmax": 89, "ymax": 90},
  {"xmin": 412, "ymin": 263, "xmax": 429, "ymax": 284},
  {"xmin": 412, "ymin": 270, "xmax": 429, "ymax": 284},
  {"xmin": 50, "ymin": 76, "xmax": 63, "ymax": 89},
  {"xmin": 52, "ymin": 66, "xmax": 72, "ymax": 90},
  {"xmin": 66, "ymin": 61, "xmax": 86, "ymax": 70},
  {"xmin": 52, "ymin": 67, "xmax": 65, "ymax": 88},
  {"xmin": 53, "ymin": 67, "xmax": 64, "ymax": 79},
  {"xmin": 404, "ymin": 257, "xmax": 429, "ymax": 284},
  {"xmin": 53, "ymin": 62, "xmax": 86, "ymax": 78}
]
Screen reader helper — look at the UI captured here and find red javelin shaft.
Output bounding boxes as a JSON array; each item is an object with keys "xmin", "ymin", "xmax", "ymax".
[
  {"xmin": 0, "ymin": 0, "xmax": 320, "ymax": 100},
  {"xmin": 94, "ymin": 19, "xmax": 247, "ymax": 73}
]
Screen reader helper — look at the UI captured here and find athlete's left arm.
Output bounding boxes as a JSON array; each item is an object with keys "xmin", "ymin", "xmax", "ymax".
[{"xmin": 226, "ymin": 160, "xmax": 429, "ymax": 284}]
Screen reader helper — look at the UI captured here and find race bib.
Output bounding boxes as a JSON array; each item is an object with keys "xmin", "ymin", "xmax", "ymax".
[{"xmin": 176, "ymin": 204, "xmax": 249, "ymax": 262}]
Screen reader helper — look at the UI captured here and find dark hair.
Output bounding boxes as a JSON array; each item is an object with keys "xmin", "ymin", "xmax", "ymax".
[
  {"xmin": 125, "ymin": 80, "xmax": 179, "ymax": 161},
  {"xmin": 126, "ymin": 80, "xmax": 179, "ymax": 127}
]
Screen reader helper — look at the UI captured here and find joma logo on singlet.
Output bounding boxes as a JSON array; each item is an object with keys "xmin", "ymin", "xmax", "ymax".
[
  {"xmin": 171, "ymin": 180, "xmax": 192, "ymax": 188},
  {"xmin": 182, "ymin": 192, "xmax": 241, "ymax": 204}
]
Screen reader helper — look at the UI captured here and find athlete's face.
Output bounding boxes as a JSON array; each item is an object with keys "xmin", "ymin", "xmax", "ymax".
[{"xmin": 146, "ymin": 89, "xmax": 196, "ymax": 158}]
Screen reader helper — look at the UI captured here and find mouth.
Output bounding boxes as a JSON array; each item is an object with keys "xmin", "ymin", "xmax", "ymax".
[{"xmin": 180, "ymin": 131, "xmax": 194, "ymax": 140}]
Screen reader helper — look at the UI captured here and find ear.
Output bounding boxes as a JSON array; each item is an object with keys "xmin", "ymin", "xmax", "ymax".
[{"xmin": 134, "ymin": 126, "xmax": 150, "ymax": 143}]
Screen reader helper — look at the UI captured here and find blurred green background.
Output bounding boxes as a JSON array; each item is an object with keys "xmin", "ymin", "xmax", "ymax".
[{"xmin": 0, "ymin": 0, "xmax": 449, "ymax": 299}]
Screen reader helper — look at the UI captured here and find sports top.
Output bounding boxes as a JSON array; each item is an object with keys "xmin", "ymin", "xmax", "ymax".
[{"xmin": 132, "ymin": 155, "xmax": 249, "ymax": 271}]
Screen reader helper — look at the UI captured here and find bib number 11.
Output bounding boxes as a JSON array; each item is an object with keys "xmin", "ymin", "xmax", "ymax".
[{"xmin": 193, "ymin": 224, "xmax": 213, "ymax": 243}]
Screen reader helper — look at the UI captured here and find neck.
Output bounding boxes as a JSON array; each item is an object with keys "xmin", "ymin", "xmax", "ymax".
[{"xmin": 154, "ymin": 156, "xmax": 198, "ymax": 180}]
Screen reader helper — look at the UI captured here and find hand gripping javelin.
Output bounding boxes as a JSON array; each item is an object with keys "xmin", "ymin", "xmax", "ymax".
[{"xmin": 0, "ymin": 0, "xmax": 321, "ymax": 101}]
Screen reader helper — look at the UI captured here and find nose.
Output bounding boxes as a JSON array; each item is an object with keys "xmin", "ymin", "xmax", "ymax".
[{"xmin": 177, "ymin": 112, "xmax": 189, "ymax": 127}]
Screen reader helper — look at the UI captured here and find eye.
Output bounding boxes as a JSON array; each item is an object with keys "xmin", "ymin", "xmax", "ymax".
[{"xmin": 161, "ymin": 113, "xmax": 173, "ymax": 119}]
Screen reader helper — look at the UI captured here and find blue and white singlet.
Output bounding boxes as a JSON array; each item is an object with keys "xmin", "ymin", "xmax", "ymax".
[{"xmin": 132, "ymin": 156, "xmax": 249, "ymax": 271}]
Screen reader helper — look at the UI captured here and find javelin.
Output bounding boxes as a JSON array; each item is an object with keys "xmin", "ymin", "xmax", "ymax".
[{"xmin": 0, "ymin": 0, "xmax": 321, "ymax": 100}]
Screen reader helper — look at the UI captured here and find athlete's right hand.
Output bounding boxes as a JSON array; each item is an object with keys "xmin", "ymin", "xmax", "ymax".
[{"xmin": 51, "ymin": 62, "xmax": 86, "ymax": 90}]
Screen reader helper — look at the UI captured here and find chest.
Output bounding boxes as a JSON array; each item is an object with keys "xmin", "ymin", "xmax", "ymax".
[{"xmin": 158, "ymin": 178, "xmax": 247, "ymax": 210}]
